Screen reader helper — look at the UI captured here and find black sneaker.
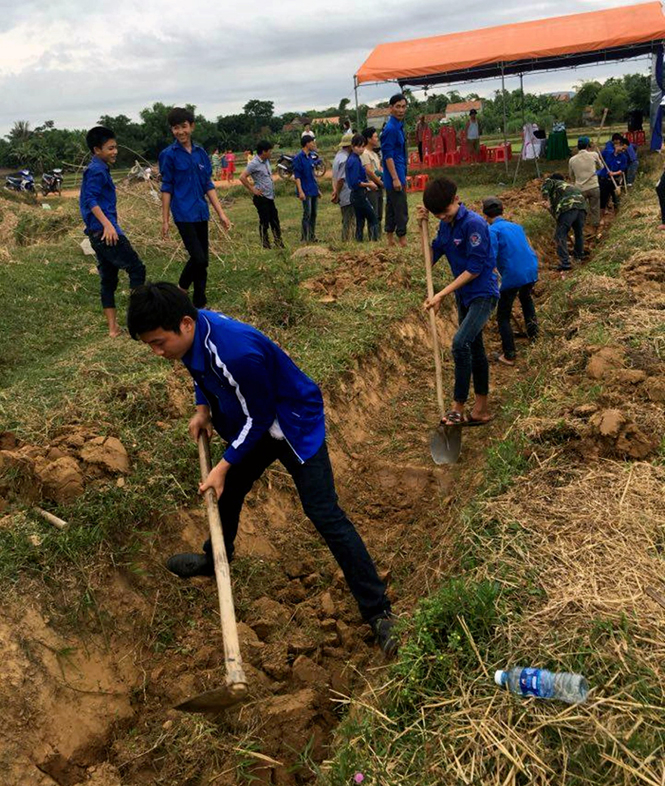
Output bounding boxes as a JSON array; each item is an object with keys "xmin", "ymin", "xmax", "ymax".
[
  {"xmin": 166, "ymin": 552, "xmax": 215, "ymax": 578},
  {"xmin": 371, "ymin": 614, "xmax": 399, "ymax": 658}
]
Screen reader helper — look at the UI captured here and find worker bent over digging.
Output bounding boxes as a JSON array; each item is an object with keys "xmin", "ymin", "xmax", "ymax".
[
  {"xmin": 127, "ymin": 282, "xmax": 397, "ymax": 656},
  {"xmin": 420, "ymin": 178, "xmax": 499, "ymax": 426}
]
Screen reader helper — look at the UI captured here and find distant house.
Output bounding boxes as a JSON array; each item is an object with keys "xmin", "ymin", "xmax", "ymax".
[
  {"xmin": 582, "ymin": 105, "xmax": 598, "ymax": 125},
  {"xmin": 545, "ymin": 91, "xmax": 575, "ymax": 102},
  {"xmin": 423, "ymin": 113, "xmax": 445, "ymax": 124},
  {"xmin": 444, "ymin": 100, "xmax": 484, "ymax": 119},
  {"xmin": 312, "ymin": 116, "xmax": 340, "ymax": 126},
  {"xmin": 367, "ymin": 107, "xmax": 391, "ymax": 128},
  {"xmin": 282, "ymin": 116, "xmax": 311, "ymax": 133}
]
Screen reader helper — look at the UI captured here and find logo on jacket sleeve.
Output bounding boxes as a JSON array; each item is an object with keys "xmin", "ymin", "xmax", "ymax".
[{"xmin": 469, "ymin": 232, "xmax": 482, "ymax": 247}]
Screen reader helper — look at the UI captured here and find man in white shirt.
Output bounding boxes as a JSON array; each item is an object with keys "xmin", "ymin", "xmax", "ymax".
[{"xmin": 568, "ymin": 137, "xmax": 603, "ymax": 227}]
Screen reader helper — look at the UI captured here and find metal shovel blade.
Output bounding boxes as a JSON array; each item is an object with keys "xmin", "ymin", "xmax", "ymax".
[
  {"xmin": 175, "ymin": 682, "xmax": 248, "ymax": 713},
  {"xmin": 429, "ymin": 422, "xmax": 462, "ymax": 465}
]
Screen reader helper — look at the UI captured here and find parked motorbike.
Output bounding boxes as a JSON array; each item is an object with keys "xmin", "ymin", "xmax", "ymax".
[
  {"xmin": 5, "ymin": 169, "xmax": 35, "ymax": 193},
  {"xmin": 276, "ymin": 152, "xmax": 326, "ymax": 180},
  {"xmin": 41, "ymin": 168, "xmax": 63, "ymax": 196}
]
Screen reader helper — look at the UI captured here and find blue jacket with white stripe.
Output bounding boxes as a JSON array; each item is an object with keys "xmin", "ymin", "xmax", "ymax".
[{"xmin": 181, "ymin": 310, "xmax": 325, "ymax": 465}]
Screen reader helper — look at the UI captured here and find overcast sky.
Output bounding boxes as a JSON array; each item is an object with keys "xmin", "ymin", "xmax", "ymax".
[{"xmin": 0, "ymin": 0, "xmax": 652, "ymax": 136}]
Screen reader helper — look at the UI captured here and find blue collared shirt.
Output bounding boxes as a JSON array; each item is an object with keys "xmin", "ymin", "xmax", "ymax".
[
  {"xmin": 292, "ymin": 150, "xmax": 319, "ymax": 197},
  {"xmin": 600, "ymin": 148, "xmax": 628, "ymax": 176},
  {"xmin": 159, "ymin": 141, "xmax": 215, "ymax": 223},
  {"xmin": 380, "ymin": 116, "xmax": 407, "ymax": 189},
  {"xmin": 182, "ymin": 310, "xmax": 326, "ymax": 465},
  {"xmin": 79, "ymin": 156, "xmax": 123, "ymax": 235},
  {"xmin": 488, "ymin": 217, "xmax": 538, "ymax": 292},
  {"xmin": 345, "ymin": 152, "xmax": 367, "ymax": 191},
  {"xmin": 432, "ymin": 204, "xmax": 500, "ymax": 307}
]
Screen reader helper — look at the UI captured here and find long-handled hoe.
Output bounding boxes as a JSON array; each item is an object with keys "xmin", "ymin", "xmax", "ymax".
[
  {"xmin": 419, "ymin": 218, "xmax": 462, "ymax": 464},
  {"xmin": 175, "ymin": 432, "xmax": 249, "ymax": 713}
]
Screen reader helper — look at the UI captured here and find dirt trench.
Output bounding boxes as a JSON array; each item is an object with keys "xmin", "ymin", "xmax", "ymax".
[{"xmin": 2, "ymin": 294, "xmax": 508, "ymax": 786}]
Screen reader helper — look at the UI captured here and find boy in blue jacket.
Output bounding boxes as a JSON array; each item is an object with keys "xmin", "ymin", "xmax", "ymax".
[
  {"xmin": 80, "ymin": 125, "xmax": 146, "ymax": 337},
  {"xmin": 159, "ymin": 107, "xmax": 231, "ymax": 309},
  {"xmin": 482, "ymin": 197, "xmax": 539, "ymax": 366},
  {"xmin": 292, "ymin": 135, "xmax": 321, "ymax": 242},
  {"xmin": 420, "ymin": 178, "xmax": 499, "ymax": 426},
  {"xmin": 345, "ymin": 134, "xmax": 379, "ymax": 241},
  {"xmin": 127, "ymin": 282, "xmax": 396, "ymax": 656}
]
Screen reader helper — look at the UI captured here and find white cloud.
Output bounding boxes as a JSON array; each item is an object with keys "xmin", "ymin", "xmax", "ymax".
[{"xmin": 0, "ymin": 0, "xmax": 654, "ymax": 135}]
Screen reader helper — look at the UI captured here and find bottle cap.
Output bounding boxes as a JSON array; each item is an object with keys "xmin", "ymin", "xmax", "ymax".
[{"xmin": 494, "ymin": 670, "xmax": 505, "ymax": 686}]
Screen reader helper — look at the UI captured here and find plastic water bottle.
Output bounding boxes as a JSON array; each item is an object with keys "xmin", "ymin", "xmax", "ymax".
[{"xmin": 494, "ymin": 667, "xmax": 588, "ymax": 704}]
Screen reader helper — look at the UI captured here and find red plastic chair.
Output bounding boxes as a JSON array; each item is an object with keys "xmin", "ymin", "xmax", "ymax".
[
  {"xmin": 414, "ymin": 174, "xmax": 430, "ymax": 191},
  {"xmin": 405, "ymin": 176, "xmax": 415, "ymax": 192}
]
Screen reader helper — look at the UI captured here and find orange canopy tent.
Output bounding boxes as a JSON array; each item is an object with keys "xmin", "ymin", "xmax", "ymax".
[{"xmin": 355, "ymin": 1, "xmax": 665, "ymax": 87}]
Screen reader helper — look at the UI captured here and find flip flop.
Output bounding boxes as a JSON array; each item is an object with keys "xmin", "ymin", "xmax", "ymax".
[
  {"xmin": 491, "ymin": 351, "xmax": 515, "ymax": 367},
  {"xmin": 441, "ymin": 410, "xmax": 463, "ymax": 426},
  {"xmin": 463, "ymin": 414, "xmax": 493, "ymax": 427}
]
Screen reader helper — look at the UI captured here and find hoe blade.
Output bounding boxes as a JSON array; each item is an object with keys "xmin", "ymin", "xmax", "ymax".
[{"xmin": 175, "ymin": 683, "xmax": 248, "ymax": 713}]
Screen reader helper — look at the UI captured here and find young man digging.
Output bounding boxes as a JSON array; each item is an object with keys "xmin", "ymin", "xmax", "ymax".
[
  {"xmin": 80, "ymin": 125, "xmax": 146, "ymax": 337},
  {"xmin": 127, "ymin": 282, "xmax": 397, "ymax": 656},
  {"xmin": 420, "ymin": 178, "xmax": 499, "ymax": 426}
]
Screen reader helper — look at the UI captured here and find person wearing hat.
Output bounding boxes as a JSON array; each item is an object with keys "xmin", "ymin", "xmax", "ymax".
[
  {"xmin": 464, "ymin": 109, "xmax": 481, "ymax": 160},
  {"xmin": 482, "ymin": 197, "xmax": 539, "ymax": 367},
  {"xmin": 568, "ymin": 137, "xmax": 603, "ymax": 227},
  {"xmin": 332, "ymin": 132, "xmax": 355, "ymax": 241}
]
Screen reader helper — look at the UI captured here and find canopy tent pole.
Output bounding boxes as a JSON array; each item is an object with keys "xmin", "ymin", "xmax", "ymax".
[
  {"xmin": 354, "ymin": 76, "xmax": 361, "ymax": 131},
  {"xmin": 501, "ymin": 63, "xmax": 509, "ymax": 175}
]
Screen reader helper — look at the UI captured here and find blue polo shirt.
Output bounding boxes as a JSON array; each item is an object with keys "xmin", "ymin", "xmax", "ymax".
[
  {"xmin": 431, "ymin": 204, "xmax": 499, "ymax": 307},
  {"xmin": 600, "ymin": 148, "xmax": 628, "ymax": 177},
  {"xmin": 488, "ymin": 218, "xmax": 538, "ymax": 292},
  {"xmin": 182, "ymin": 310, "xmax": 326, "ymax": 466},
  {"xmin": 79, "ymin": 156, "xmax": 123, "ymax": 236},
  {"xmin": 380, "ymin": 116, "xmax": 407, "ymax": 190},
  {"xmin": 292, "ymin": 150, "xmax": 319, "ymax": 197},
  {"xmin": 345, "ymin": 152, "xmax": 366, "ymax": 192},
  {"xmin": 159, "ymin": 141, "xmax": 215, "ymax": 223}
]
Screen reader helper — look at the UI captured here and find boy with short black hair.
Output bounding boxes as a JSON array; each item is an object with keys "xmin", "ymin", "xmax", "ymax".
[
  {"xmin": 126, "ymin": 281, "xmax": 397, "ymax": 657},
  {"xmin": 380, "ymin": 93, "xmax": 409, "ymax": 247},
  {"xmin": 159, "ymin": 106, "xmax": 231, "ymax": 309},
  {"xmin": 239, "ymin": 140, "xmax": 283, "ymax": 249},
  {"xmin": 292, "ymin": 134, "xmax": 321, "ymax": 242},
  {"xmin": 420, "ymin": 177, "xmax": 499, "ymax": 426},
  {"xmin": 345, "ymin": 134, "xmax": 378, "ymax": 241},
  {"xmin": 482, "ymin": 196, "xmax": 539, "ymax": 366},
  {"xmin": 80, "ymin": 125, "xmax": 146, "ymax": 337}
]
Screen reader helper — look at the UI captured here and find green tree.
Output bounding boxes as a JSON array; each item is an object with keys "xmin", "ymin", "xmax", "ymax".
[
  {"xmin": 622, "ymin": 73, "xmax": 650, "ymax": 113},
  {"xmin": 338, "ymin": 98, "xmax": 351, "ymax": 115},
  {"xmin": 9, "ymin": 121, "xmax": 31, "ymax": 142},
  {"xmin": 243, "ymin": 100, "xmax": 275, "ymax": 129},
  {"xmin": 593, "ymin": 80, "xmax": 629, "ymax": 123}
]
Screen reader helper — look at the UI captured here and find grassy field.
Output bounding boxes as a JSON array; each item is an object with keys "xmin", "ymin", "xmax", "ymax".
[{"xmin": 2, "ymin": 150, "xmax": 663, "ymax": 785}]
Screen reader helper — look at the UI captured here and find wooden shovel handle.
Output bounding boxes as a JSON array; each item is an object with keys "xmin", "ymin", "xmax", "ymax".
[
  {"xmin": 198, "ymin": 432, "xmax": 247, "ymax": 690},
  {"xmin": 420, "ymin": 218, "xmax": 446, "ymax": 420}
]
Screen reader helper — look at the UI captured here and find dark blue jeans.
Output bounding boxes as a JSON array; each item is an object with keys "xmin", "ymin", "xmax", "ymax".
[
  {"xmin": 452, "ymin": 296, "xmax": 497, "ymax": 404},
  {"xmin": 203, "ymin": 433, "xmax": 390, "ymax": 623},
  {"xmin": 301, "ymin": 196, "xmax": 318, "ymax": 241},
  {"xmin": 351, "ymin": 189, "xmax": 378, "ymax": 241},
  {"xmin": 89, "ymin": 233, "xmax": 146, "ymax": 309},
  {"xmin": 497, "ymin": 283, "xmax": 538, "ymax": 360}
]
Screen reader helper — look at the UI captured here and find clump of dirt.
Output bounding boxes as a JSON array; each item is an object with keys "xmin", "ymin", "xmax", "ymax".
[
  {"xmin": 621, "ymin": 249, "xmax": 665, "ymax": 298},
  {"xmin": 302, "ymin": 248, "xmax": 411, "ymax": 301},
  {"xmin": 0, "ymin": 430, "xmax": 131, "ymax": 508}
]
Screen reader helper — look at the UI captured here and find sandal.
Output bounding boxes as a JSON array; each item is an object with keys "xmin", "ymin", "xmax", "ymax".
[
  {"xmin": 441, "ymin": 411, "xmax": 463, "ymax": 426},
  {"xmin": 463, "ymin": 414, "xmax": 493, "ymax": 426}
]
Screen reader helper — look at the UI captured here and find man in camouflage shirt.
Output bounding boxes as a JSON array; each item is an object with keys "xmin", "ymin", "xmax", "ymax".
[{"xmin": 541, "ymin": 174, "xmax": 587, "ymax": 272}]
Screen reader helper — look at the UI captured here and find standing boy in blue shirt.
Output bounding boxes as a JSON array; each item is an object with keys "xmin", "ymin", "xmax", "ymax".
[
  {"xmin": 420, "ymin": 178, "xmax": 499, "ymax": 426},
  {"xmin": 345, "ymin": 134, "xmax": 379, "ymax": 241},
  {"xmin": 380, "ymin": 94, "xmax": 409, "ymax": 247},
  {"xmin": 292, "ymin": 135, "xmax": 321, "ymax": 242},
  {"xmin": 159, "ymin": 107, "xmax": 231, "ymax": 309},
  {"xmin": 482, "ymin": 197, "xmax": 539, "ymax": 366},
  {"xmin": 126, "ymin": 282, "xmax": 397, "ymax": 657},
  {"xmin": 80, "ymin": 125, "xmax": 146, "ymax": 337},
  {"xmin": 623, "ymin": 136, "xmax": 638, "ymax": 186}
]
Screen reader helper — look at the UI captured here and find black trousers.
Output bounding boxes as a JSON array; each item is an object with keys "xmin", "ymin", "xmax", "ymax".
[
  {"xmin": 555, "ymin": 208, "xmax": 585, "ymax": 269},
  {"xmin": 599, "ymin": 178, "xmax": 619, "ymax": 210},
  {"xmin": 496, "ymin": 283, "xmax": 538, "ymax": 360},
  {"xmin": 175, "ymin": 221, "xmax": 209, "ymax": 308},
  {"xmin": 253, "ymin": 195, "xmax": 282, "ymax": 248},
  {"xmin": 656, "ymin": 172, "xmax": 665, "ymax": 224},
  {"xmin": 366, "ymin": 188, "xmax": 383, "ymax": 235},
  {"xmin": 203, "ymin": 434, "xmax": 390, "ymax": 623},
  {"xmin": 351, "ymin": 190, "xmax": 378, "ymax": 241},
  {"xmin": 89, "ymin": 233, "xmax": 146, "ymax": 309},
  {"xmin": 385, "ymin": 189, "xmax": 408, "ymax": 237}
]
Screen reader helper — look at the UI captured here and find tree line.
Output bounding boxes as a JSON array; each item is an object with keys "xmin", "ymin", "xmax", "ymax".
[{"xmin": 0, "ymin": 74, "xmax": 649, "ymax": 173}]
